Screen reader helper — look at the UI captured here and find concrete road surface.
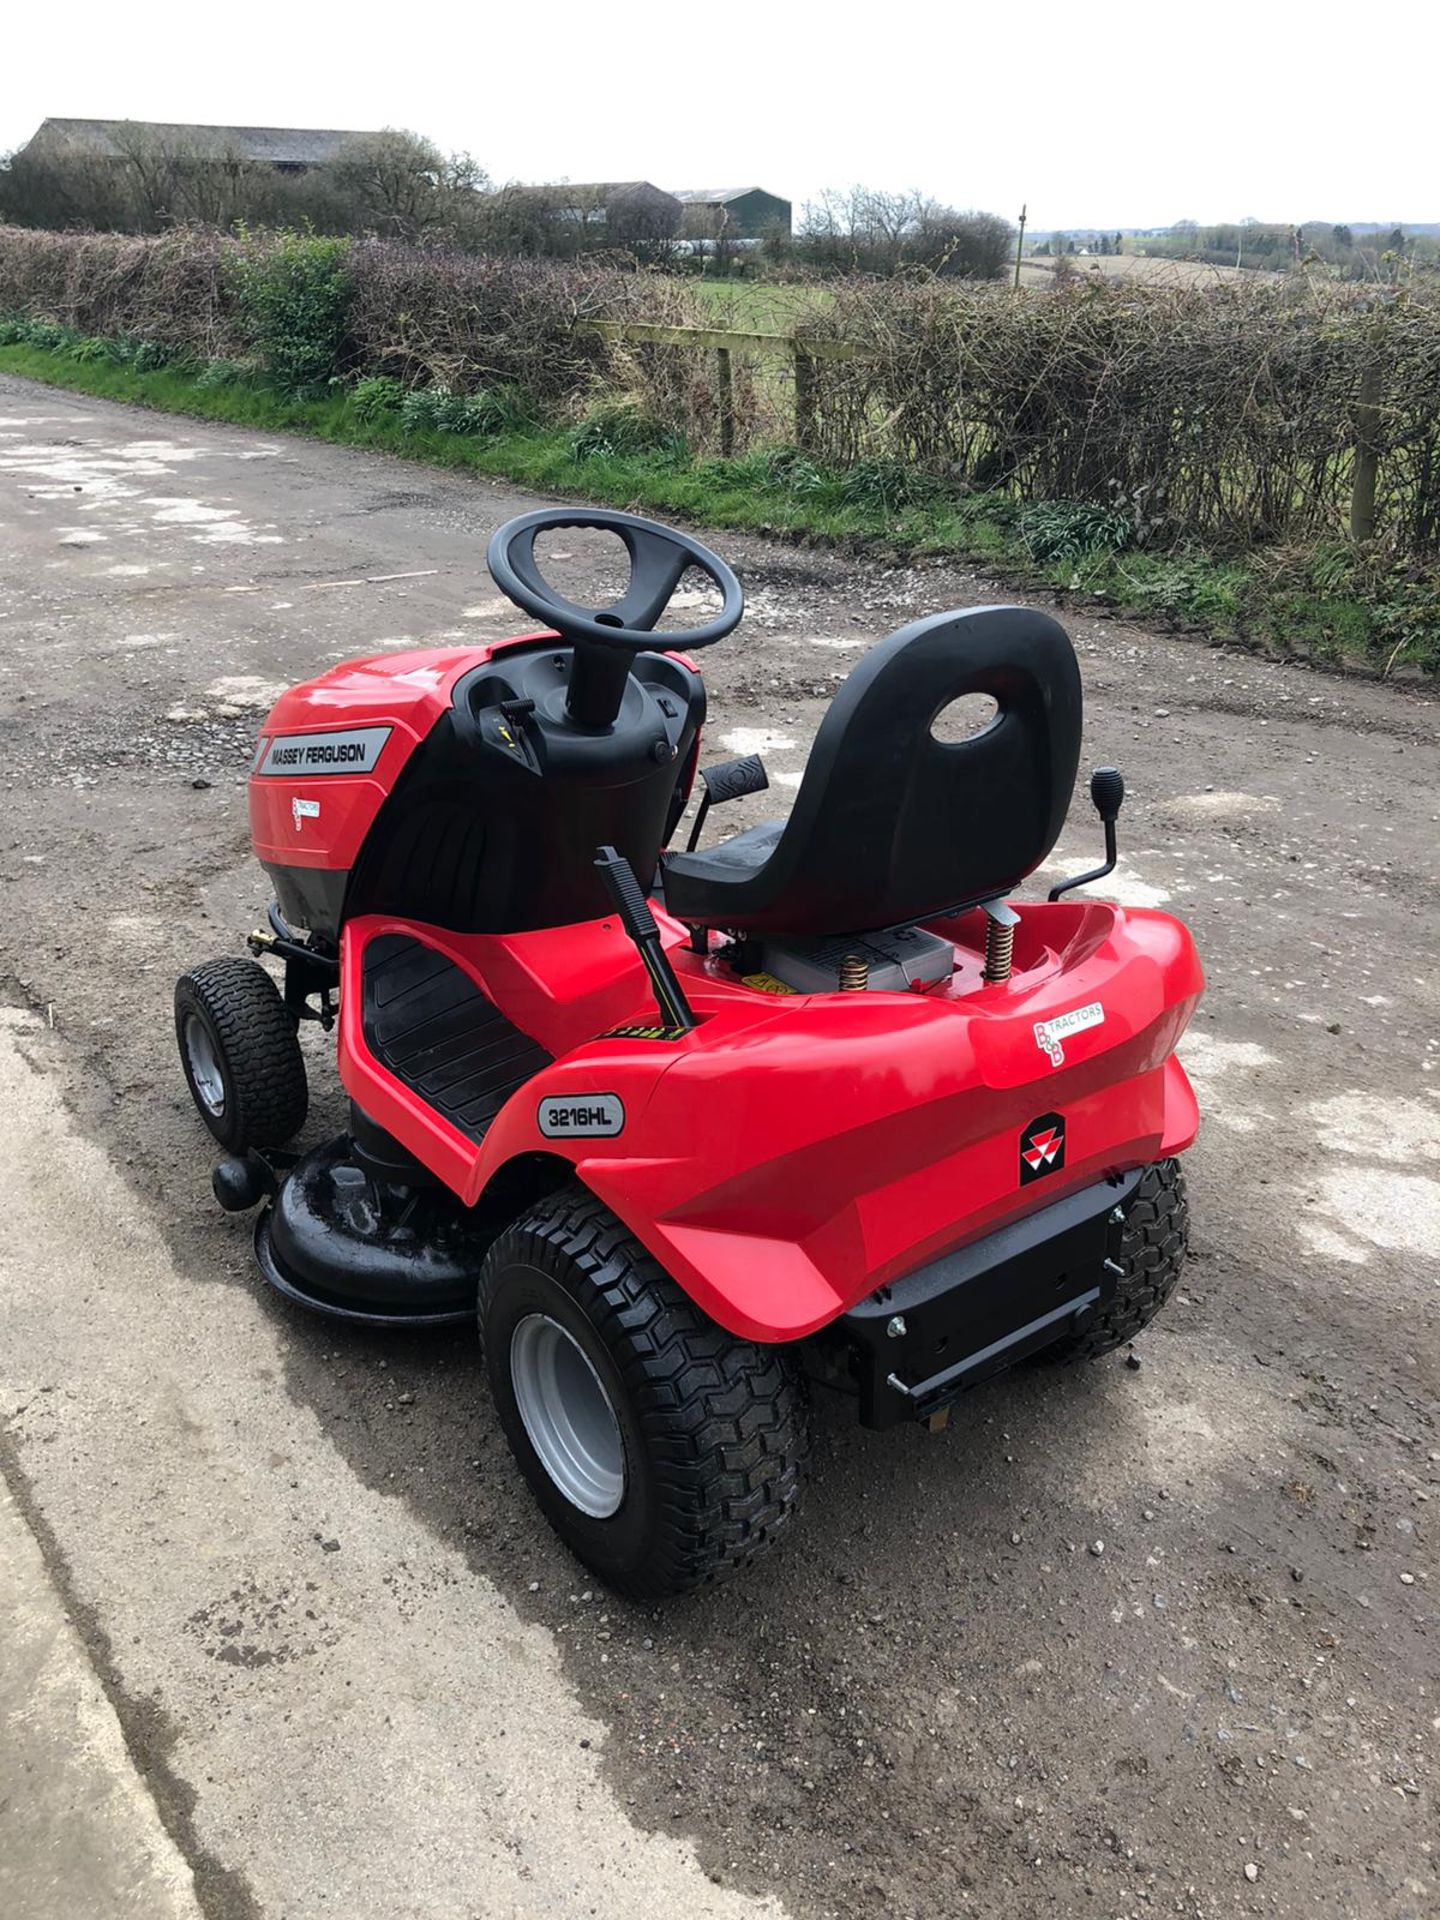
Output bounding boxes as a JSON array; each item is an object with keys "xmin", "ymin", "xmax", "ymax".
[{"xmin": 0, "ymin": 376, "xmax": 1434, "ymax": 1919}]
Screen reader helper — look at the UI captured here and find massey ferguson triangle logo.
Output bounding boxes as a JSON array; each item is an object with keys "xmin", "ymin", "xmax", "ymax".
[{"xmin": 1020, "ymin": 1112, "xmax": 1066, "ymax": 1185}]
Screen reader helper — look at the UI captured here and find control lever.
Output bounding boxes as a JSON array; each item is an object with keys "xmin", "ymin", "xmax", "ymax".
[
  {"xmin": 686, "ymin": 754, "xmax": 769, "ymax": 852},
  {"xmin": 1048, "ymin": 767, "xmax": 1124, "ymax": 902},
  {"xmin": 594, "ymin": 846, "xmax": 697, "ymax": 1032}
]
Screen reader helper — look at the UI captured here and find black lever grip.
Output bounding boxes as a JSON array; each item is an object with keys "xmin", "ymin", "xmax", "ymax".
[
  {"xmin": 1090, "ymin": 766, "xmax": 1125, "ymax": 822},
  {"xmin": 700, "ymin": 754, "xmax": 769, "ymax": 804},
  {"xmin": 685, "ymin": 754, "xmax": 770, "ymax": 853},
  {"xmin": 594, "ymin": 846, "xmax": 696, "ymax": 1032},
  {"xmin": 1048, "ymin": 764, "xmax": 1123, "ymax": 902},
  {"xmin": 594, "ymin": 845, "xmax": 659, "ymax": 942}
]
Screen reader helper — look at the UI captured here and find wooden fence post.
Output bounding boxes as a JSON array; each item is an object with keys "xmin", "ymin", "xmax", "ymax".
[
  {"xmin": 1350, "ymin": 356, "xmax": 1383, "ymax": 544},
  {"xmin": 716, "ymin": 345, "xmax": 734, "ymax": 457},
  {"xmin": 581, "ymin": 321, "xmax": 852, "ymax": 456},
  {"xmin": 793, "ymin": 346, "xmax": 816, "ymax": 454}
]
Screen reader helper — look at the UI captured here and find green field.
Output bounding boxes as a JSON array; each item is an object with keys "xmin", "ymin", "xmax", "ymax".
[{"xmin": 686, "ymin": 279, "xmax": 829, "ymax": 332}]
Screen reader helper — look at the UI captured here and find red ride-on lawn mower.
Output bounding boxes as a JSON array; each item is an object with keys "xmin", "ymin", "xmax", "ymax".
[{"xmin": 175, "ymin": 508, "xmax": 1203, "ymax": 1598}]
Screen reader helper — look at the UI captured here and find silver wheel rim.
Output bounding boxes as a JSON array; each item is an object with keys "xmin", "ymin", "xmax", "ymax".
[
  {"xmin": 184, "ymin": 1015, "xmax": 226, "ymax": 1117},
  {"xmin": 510, "ymin": 1313, "xmax": 625, "ymax": 1518}
]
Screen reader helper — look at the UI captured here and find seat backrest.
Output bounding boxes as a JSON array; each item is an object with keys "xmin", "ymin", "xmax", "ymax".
[{"xmin": 713, "ymin": 605, "xmax": 1081, "ymax": 934}]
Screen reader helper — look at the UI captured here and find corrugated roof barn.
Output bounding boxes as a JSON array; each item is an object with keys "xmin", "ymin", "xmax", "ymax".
[{"xmin": 673, "ymin": 187, "xmax": 792, "ymax": 238}]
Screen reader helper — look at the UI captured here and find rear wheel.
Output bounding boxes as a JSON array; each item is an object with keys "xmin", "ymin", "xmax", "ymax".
[
  {"xmin": 478, "ymin": 1184, "xmax": 807, "ymax": 1599},
  {"xmin": 1047, "ymin": 1158, "xmax": 1189, "ymax": 1362},
  {"xmin": 175, "ymin": 957, "xmax": 308, "ymax": 1152}
]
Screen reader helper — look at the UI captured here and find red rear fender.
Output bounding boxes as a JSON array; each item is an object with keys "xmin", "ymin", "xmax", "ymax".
[{"xmin": 336, "ymin": 903, "xmax": 1202, "ymax": 1343}]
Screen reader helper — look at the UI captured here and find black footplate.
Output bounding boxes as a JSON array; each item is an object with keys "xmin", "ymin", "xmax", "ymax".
[
  {"xmin": 362, "ymin": 933, "xmax": 552, "ymax": 1143},
  {"xmin": 841, "ymin": 1170, "xmax": 1144, "ymax": 1427}
]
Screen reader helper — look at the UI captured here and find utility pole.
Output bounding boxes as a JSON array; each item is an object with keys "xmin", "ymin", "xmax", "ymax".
[{"xmin": 1013, "ymin": 203, "xmax": 1028, "ymax": 290}]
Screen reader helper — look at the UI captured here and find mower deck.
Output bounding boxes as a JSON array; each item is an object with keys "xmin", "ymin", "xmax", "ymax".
[
  {"xmin": 253, "ymin": 1132, "xmax": 489, "ymax": 1327},
  {"xmin": 254, "ymin": 1208, "xmax": 471, "ymax": 1328}
]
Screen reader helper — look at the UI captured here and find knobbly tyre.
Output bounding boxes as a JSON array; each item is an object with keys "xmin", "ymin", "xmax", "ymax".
[{"xmin": 175, "ymin": 508, "xmax": 1203, "ymax": 1598}]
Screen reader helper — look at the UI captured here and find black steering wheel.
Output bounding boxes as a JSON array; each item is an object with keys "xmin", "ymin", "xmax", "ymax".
[{"xmin": 486, "ymin": 507, "xmax": 744, "ymax": 651}]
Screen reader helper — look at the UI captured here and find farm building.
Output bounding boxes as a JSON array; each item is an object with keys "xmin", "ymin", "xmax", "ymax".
[
  {"xmin": 16, "ymin": 119, "xmax": 381, "ymax": 174},
  {"xmin": 674, "ymin": 187, "xmax": 792, "ymax": 240}
]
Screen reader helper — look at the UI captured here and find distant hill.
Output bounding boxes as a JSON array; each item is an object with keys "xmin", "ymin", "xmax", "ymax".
[
  {"xmin": 1329, "ymin": 222, "xmax": 1440, "ymax": 237},
  {"xmin": 1029, "ymin": 221, "xmax": 1440, "ymax": 241}
]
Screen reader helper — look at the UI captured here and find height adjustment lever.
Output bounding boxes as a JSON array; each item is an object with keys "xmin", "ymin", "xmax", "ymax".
[
  {"xmin": 1048, "ymin": 766, "xmax": 1125, "ymax": 902},
  {"xmin": 594, "ymin": 846, "xmax": 698, "ymax": 1033}
]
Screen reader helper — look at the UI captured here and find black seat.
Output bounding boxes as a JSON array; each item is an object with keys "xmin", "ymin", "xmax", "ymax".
[{"xmin": 662, "ymin": 606, "xmax": 1082, "ymax": 936}]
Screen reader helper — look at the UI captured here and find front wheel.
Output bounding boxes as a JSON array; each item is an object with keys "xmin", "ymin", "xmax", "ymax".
[
  {"xmin": 478, "ymin": 1185, "xmax": 808, "ymax": 1599},
  {"xmin": 175, "ymin": 957, "xmax": 308, "ymax": 1152}
]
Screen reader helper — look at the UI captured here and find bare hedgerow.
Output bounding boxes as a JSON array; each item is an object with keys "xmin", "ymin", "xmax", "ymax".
[
  {"xmin": 0, "ymin": 224, "xmax": 242, "ymax": 357},
  {"xmin": 793, "ymin": 274, "xmax": 1440, "ymax": 554},
  {"xmin": 343, "ymin": 242, "xmax": 616, "ymax": 402},
  {"xmin": 343, "ymin": 246, "xmax": 765, "ymax": 450}
]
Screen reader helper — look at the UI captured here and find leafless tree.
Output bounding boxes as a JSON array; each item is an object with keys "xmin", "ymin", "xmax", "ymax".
[
  {"xmin": 795, "ymin": 187, "xmax": 1012, "ymax": 279},
  {"xmin": 329, "ymin": 130, "xmax": 491, "ymax": 242}
]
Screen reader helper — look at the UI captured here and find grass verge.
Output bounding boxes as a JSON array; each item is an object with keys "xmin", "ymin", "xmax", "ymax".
[{"xmin": 1, "ymin": 337, "xmax": 1430, "ymax": 677}]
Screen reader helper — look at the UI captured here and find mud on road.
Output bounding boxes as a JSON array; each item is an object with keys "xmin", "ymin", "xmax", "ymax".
[{"xmin": 0, "ymin": 376, "xmax": 1435, "ymax": 1920}]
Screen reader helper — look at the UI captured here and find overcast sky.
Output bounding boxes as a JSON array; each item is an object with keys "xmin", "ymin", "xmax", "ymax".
[{"xmin": 2, "ymin": 0, "xmax": 1435, "ymax": 231}]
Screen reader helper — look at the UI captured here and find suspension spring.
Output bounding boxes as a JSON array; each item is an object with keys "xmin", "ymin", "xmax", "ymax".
[
  {"xmin": 838, "ymin": 953, "xmax": 870, "ymax": 992},
  {"xmin": 983, "ymin": 918, "xmax": 1014, "ymax": 984}
]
